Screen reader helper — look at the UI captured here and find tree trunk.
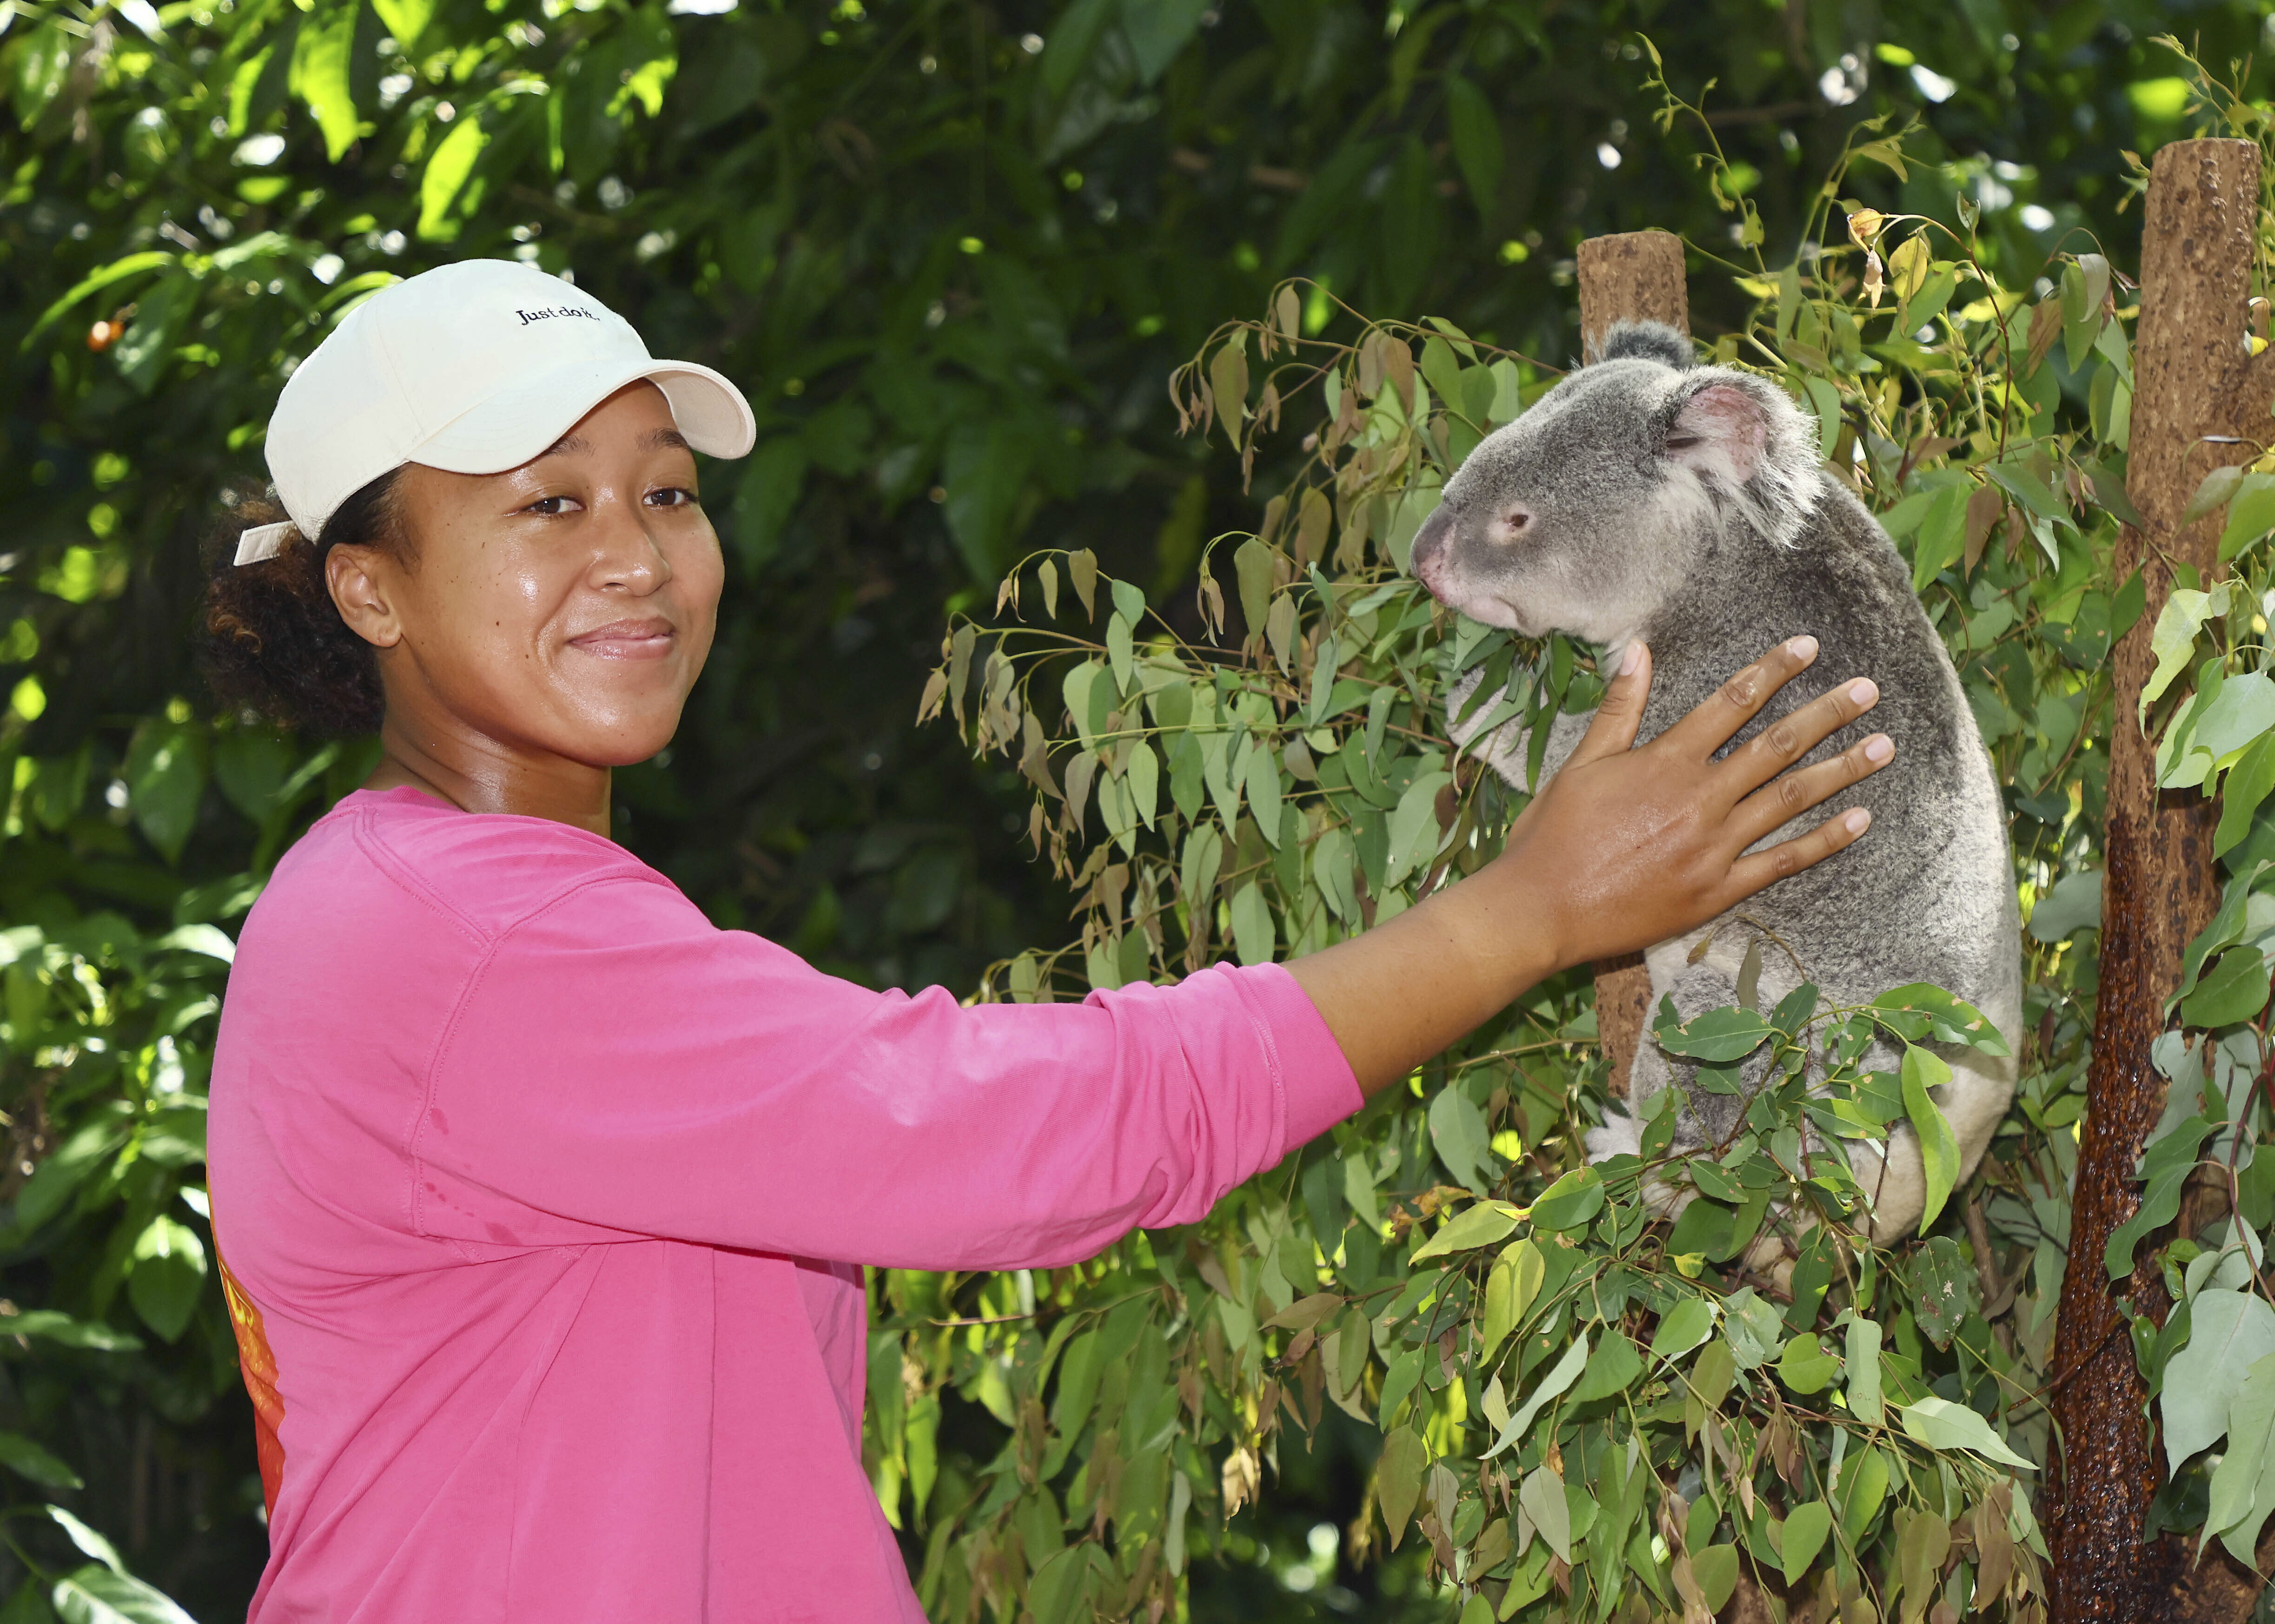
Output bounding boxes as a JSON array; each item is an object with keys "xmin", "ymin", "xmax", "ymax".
[
  {"xmin": 1574, "ymin": 230, "xmax": 1690, "ymax": 1098},
  {"xmin": 2047, "ymin": 136, "xmax": 2266, "ymax": 1623}
]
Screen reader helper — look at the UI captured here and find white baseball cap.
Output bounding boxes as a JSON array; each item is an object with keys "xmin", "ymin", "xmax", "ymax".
[{"xmin": 234, "ymin": 259, "xmax": 757, "ymax": 565}]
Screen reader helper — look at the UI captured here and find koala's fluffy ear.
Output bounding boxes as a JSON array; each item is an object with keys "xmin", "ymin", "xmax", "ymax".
[
  {"xmin": 1588, "ymin": 320, "xmax": 1695, "ymax": 370},
  {"xmin": 1660, "ymin": 371, "xmax": 1823, "ymax": 548}
]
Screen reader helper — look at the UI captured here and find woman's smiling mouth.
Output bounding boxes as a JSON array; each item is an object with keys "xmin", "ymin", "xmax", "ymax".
[{"xmin": 567, "ymin": 617, "xmax": 677, "ymax": 660}]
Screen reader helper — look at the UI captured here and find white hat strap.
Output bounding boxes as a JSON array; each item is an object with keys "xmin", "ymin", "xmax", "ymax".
[{"xmin": 233, "ymin": 521, "xmax": 299, "ymax": 566}]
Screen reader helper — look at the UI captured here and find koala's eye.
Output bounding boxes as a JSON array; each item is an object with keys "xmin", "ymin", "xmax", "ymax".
[
  {"xmin": 1504, "ymin": 509, "xmax": 1530, "ymax": 531},
  {"xmin": 1665, "ymin": 430, "xmax": 1704, "ymax": 452}
]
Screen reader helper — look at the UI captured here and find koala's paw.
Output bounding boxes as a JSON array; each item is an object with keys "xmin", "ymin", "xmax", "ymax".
[{"xmin": 1584, "ymin": 1116, "xmax": 1642, "ymax": 1163}]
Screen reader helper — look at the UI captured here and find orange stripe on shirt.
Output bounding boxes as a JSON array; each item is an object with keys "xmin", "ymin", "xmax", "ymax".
[{"xmin": 215, "ymin": 1243, "xmax": 285, "ymax": 1521}]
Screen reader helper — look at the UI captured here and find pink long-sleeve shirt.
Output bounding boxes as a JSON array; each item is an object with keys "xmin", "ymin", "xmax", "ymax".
[{"xmin": 206, "ymin": 786, "xmax": 1361, "ymax": 1621}]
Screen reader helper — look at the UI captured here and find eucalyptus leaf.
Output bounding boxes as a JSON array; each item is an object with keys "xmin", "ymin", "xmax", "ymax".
[
  {"xmin": 1520, "ymin": 1463, "xmax": 1573, "ymax": 1564},
  {"xmin": 1409, "ymin": 1199, "xmax": 1521, "ymax": 1261},
  {"xmin": 2204, "ymin": 1349, "xmax": 2275, "ymax": 1565},
  {"xmin": 1426, "ymin": 1088, "xmax": 1497, "ymax": 1196},
  {"xmin": 1897, "ymin": 1397, "xmax": 2037, "ymax": 1469},
  {"xmin": 1688, "ymin": 1545, "xmax": 1740, "ymax": 1614},
  {"xmin": 1480, "ymin": 1238, "xmax": 1544, "ymax": 1360},
  {"xmin": 1651, "ymin": 1001, "xmax": 1774, "ymax": 1063},
  {"xmin": 1228, "ymin": 880, "xmax": 1275, "ymax": 967},
  {"xmin": 1377, "ymin": 1426, "xmax": 1428, "ymax": 1548},
  {"xmin": 1566, "ymin": 1330, "xmax": 1643, "ymax": 1404},
  {"xmin": 1649, "ymin": 1297, "xmax": 1715, "ymax": 1363},
  {"xmin": 1382, "ymin": 770, "xmax": 1453, "ymax": 888},
  {"xmin": 1845, "ymin": 1318, "xmax": 1884, "ymax": 1426},
  {"xmin": 1780, "ymin": 1500, "xmax": 1832, "ymax": 1586},
  {"xmin": 2182, "ymin": 948, "xmax": 2273, "ymax": 1030},
  {"xmin": 2161, "ymin": 1289, "xmax": 2275, "ymax": 1472},
  {"xmin": 1901, "ymin": 1045, "xmax": 1961, "ymax": 1234},
  {"xmin": 1484, "ymin": 1333, "xmax": 1589, "ymax": 1459},
  {"xmin": 1529, "ymin": 1168, "xmax": 1605, "ymax": 1232}
]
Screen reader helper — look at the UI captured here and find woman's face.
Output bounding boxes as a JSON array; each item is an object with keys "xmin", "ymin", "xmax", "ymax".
[{"xmin": 332, "ymin": 382, "xmax": 724, "ymax": 772}]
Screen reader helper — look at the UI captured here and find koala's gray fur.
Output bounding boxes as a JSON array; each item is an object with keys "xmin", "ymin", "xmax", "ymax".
[{"xmin": 1409, "ymin": 322, "xmax": 2020, "ymax": 1242}]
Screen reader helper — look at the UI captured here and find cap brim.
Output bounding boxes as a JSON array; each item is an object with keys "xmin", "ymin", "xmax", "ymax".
[{"xmin": 409, "ymin": 356, "xmax": 757, "ymax": 474}]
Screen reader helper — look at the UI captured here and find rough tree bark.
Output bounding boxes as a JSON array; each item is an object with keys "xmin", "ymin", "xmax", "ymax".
[
  {"xmin": 1575, "ymin": 229, "xmax": 1690, "ymax": 1098},
  {"xmin": 2047, "ymin": 137, "xmax": 2266, "ymax": 1624}
]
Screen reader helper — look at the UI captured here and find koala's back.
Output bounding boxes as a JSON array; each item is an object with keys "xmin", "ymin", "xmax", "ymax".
[{"xmin": 1627, "ymin": 481, "xmax": 2018, "ymax": 1028}]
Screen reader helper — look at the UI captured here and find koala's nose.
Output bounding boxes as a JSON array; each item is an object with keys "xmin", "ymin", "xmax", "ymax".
[{"xmin": 1410, "ymin": 505, "xmax": 1455, "ymax": 575}]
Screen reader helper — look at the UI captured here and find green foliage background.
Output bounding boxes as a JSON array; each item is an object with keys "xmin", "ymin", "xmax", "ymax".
[{"xmin": 4, "ymin": 0, "xmax": 2275, "ymax": 1617}]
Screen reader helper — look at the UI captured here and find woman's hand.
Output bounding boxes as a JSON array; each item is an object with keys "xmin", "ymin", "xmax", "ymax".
[
  {"xmin": 1501, "ymin": 634, "xmax": 1888, "ymax": 969},
  {"xmin": 1285, "ymin": 635, "xmax": 1891, "ymax": 1096}
]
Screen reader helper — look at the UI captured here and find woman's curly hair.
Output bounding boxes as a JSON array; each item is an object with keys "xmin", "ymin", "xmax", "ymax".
[{"xmin": 198, "ymin": 470, "xmax": 408, "ymax": 736}]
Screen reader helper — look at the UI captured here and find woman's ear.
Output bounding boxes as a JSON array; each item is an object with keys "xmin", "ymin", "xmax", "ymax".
[{"xmin": 327, "ymin": 546, "xmax": 405, "ymax": 650}]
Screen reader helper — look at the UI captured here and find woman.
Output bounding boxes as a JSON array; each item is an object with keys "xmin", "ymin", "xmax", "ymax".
[{"xmin": 201, "ymin": 260, "xmax": 1890, "ymax": 1621}]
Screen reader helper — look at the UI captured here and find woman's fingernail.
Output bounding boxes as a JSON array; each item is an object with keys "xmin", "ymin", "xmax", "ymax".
[
  {"xmin": 1620, "ymin": 642, "xmax": 1645, "ymax": 675},
  {"xmin": 1848, "ymin": 679, "xmax": 1878, "ymax": 706},
  {"xmin": 1844, "ymin": 808, "xmax": 1872, "ymax": 834},
  {"xmin": 1787, "ymin": 634, "xmax": 1819, "ymax": 661},
  {"xmin": 1865, "ymin": 734, "xmax": 1893, "ymax": 763}
]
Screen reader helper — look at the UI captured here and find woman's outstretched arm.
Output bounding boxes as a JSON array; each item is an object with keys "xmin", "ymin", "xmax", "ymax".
[{"xmin": 1286, "ymin": 634, "xmax": 1891, "ymax": 1095}]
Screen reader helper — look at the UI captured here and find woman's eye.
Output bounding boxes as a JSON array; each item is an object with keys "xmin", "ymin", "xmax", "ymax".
[
  {"xmin": 522, "ymin": 495, "xmax": 581, "ymax": 516},
  {"xmin": 647, "ymin": 487, "xmax": 698, "ymax": 508}
]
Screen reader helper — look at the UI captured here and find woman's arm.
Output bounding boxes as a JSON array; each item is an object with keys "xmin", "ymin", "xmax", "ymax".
[
  {"xmin": 411, "ymin": 636, "xmax": 1882, "ymax": 1271},
  {"xmin": 1287, "ymin": 635, "xmax": 1888, "ymax": 1093}
]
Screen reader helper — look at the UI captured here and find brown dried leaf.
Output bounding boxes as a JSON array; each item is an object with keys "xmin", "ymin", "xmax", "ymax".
[
  {"xmin": 1197, "ymin": 572, "xmax": 1226, "ymax": 640},
  {"xmin": 1975, "ymin": 1482, "xmax": 2015, "ymax": 1601},
  {"xmin": 1263, "ymin": 1291, "xmax": 1344, "ymax": 1332},
  {"xmin": 1097, "ymin": 862, "xmax": 1129, "ymax": 927},
  {"xmin": 1382, "ymin": 335, "xmax": 1416, "ymax": 413},
  {"xmin": 1765, "ymin": 1407, "xmax": 1803, "ymax": 1490},
  {"xmin": 916, "ymin": 668, "xmax": 949, "ymax": 724},
  {"xmin": 1358, "ymin": 336, "xmax": 1385, "ymax": 397},
  {"xmin": 1258, "ymin": 492, "xmax": 1288, "ymax": 546},
  {"xmin": 1222, "ymin": 1445, "xmax": 1261, "ymax": 1517},
  {"xmin": 2026, "ymin": 296, "xmax": 2062, "ymax": 377},
  {"xmin": 1334, "ymin": 494, "xmax": 1373, "ymax": 569},
  {"xmin": 1019, "ymin": 711, "xmax": 1059, "ymax": 799},
  {"xmin": 1964, "ymin": 485, "xmax": 2003, "ymax": 574},
  {"xmin": 1062, "ymin": 751, "xmax": 1098, "ymax": 837}
]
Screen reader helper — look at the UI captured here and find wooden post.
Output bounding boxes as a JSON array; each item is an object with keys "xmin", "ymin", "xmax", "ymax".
[
  {"xmin": 1575, "ymin": 230, "xmax": 1689, "ymax": 1097},
  {"xmin": 2048, "ymin": 138, "xmax": 2267, "ymax": 1622}
]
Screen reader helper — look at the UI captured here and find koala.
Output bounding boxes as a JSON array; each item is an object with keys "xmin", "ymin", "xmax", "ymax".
[{"xmin": 1409, "ymin": 322, "xmax": 2020, "ymax": 1243}]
